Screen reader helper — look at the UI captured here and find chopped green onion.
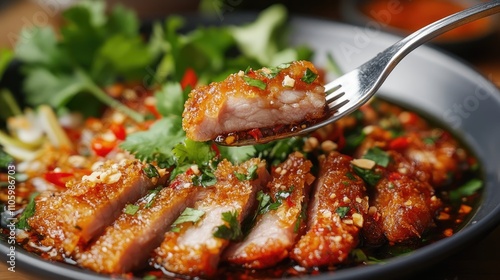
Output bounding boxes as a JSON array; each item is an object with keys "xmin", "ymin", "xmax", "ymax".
[
  {"xmin": 301, "ymin": 68, "xmax": 318, "ymax": 84},
  {"xmin": 336, "ymin": 206, "xmax": 350, "ymax": 218},
  {"xmin": 124, "ymin": 204, "xmax": 139, "ymax": 215},
  {"xmin": 143, "ymin": 163, "xmax": 160, "ymax": 178},
  {"xmin": 243, "ymin": 76, "xmax": 266, "ymax": 90}
]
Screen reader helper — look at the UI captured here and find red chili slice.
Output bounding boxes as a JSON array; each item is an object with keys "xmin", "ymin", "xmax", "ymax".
[
  {"xmin": 388, "ymin": 136, "xmax": 410, "ymax": 150},
  {"xmin": 180, "ymin": 68, "xmax": 198, "ymax": 90},
  {"xmin": 109, "ymin": 123, "xmax": 127, "ymax": 140},
  {"xmin": 91, "ymin": 136, "xmax": 117, "ymax": 157},
  {"xmin": 44, "ymin": 171, "xmax": 73, "ymax": 188}
]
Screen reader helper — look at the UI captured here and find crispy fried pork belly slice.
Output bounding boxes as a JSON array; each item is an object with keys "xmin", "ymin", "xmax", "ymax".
[
  {"xmin": 372, "ymin": 173, "xmax": 442, "ymax": 243},
  {"xmin": 28, "ymin": 159, "xmax": 162, "ymax": 256},
  {"xmin": 153, "ymin": 158, "xmax": 270, "ymax": 277},
  {"xmin": 355, "ymin": 127, "xmax": 465, "ymax": 187},
  {"xmin": 291, "ymin": 152, "xmax": 369, "ymax": 268},
  {"xmin": 182, "ymin": 60, "xmax": 326, "ymax": 141},
  {"xmin": 223, "ymin": 152, "xmax": 315, "ymax": 269},
  {"xmin": 77, "ymin": 170, "xmax": 203, "ymax": 273}
]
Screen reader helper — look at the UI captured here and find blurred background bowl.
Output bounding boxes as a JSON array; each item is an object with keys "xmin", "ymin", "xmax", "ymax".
[{"xmin": 340, "ymin": 0, "xmax": 500, "ymax": 55}]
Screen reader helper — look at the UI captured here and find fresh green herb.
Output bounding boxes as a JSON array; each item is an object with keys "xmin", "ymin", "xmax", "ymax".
[
  {"xmin": 260, "ymin": 63, "xmax": 291, "ymax": 78},
  {"xmin": 142, "ymin": 275, "xmax": 157, "ymax": 280},
  {"xmin": 363, "ymin": 147, "xmax": 390, "ymax": 168},
  {"xmin": 154, "ymin": 82, "xmax": 187, "ymax": 118},
  {"xmin": 16, "ymin": 1, "xmax": 154, "ymax": 121},
  {"xmin": 217, "ymin": 145, "xmax": 256, "ymax": 165},
  {"xmin": 350, "ymin": 248, "xmax": 384, "ymax": 264},
  {"xmin": 336, "ymin": 206, "xmax": 350, "ymax": 218},
  {"xmin": 242, "ymin": 76, "xmax": 266, "ymax": 90},
  {"xmin": 301, "ymin": 68, "xmax": 318, "ymax": 84},
  {"xmin": 229, "ymin": 4, "xmax": 310, "ymax": 67},
  {"xmin": 423, "ymin": 135, "xmax": 439, "ymax": 145},
  {"xmin": 255, "ymin": 137, "xmax": 305, "ymax": 166},
  {"xmin": 353, "ymin": 166, "xmax": 382, "ymax": 187},
  {"xmin": 0, "ymin": 148, "xmax": 14, "ymax": 169},
  {"xmin": 120, "ymin": 116, "xmax": 184, "ymax": 167},
  {"xmin": 192, "ymin": 171, "xmax": 217, "ymax": 187},
  {"xmin": 171, "ymin": 207, "xmax": 205, "ymax": 232},
  {"xmin": 124, "ymin": 204, "xmax": 139, "ymax": 215},
  {"xmin": 449, "ymin": 179, "xmax": 483, "ymax": 202},
  {"xmin": 294, "ymin": 200, "xmax": 307, "ymax": 233},
  {"xmin": 234, "ymin": 164, "xmax": 258, "ymax": 181},
  {"xmin": 171, "ymin": 139, "xmax": 217, "ymax": 183},
  {"xmin": 143, "ymin": 163, "xmax": 160, "ymax": 179},
  {"xmin": 345, "ymin": 132, "xmax": 366, "ymax": 151},
  {"xmin": 213, "ymin": 210, "xmax": 243, "ymax": 241},
  {"xmin": 16, "ymin": 192, "xmax": 39, "ymax": 230}
]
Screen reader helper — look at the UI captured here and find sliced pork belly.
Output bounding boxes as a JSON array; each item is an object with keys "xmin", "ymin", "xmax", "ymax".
[
  {"xmin": 372, "ymin": 173, "xmax": 442, "ymax": 243},
  {"xmin": 223, "ymin": 152, "xmax": 315, "ymax": 269},
  {"xmin": 182, "ymin": 60, "xmax": 326, "ymax": 142},
  {"xmin": 153, "ymin": 158, "xmax": 270, "ymax": 277},
  {"xmin": 77, "ymin": 170, "xmax": 203, "ymax": 273},
  {"xmin": 28, "ymin": 159, "xmax": 161, "ymax": 256},
  {"xmin": 355, "ymin": 126, "xmax": 465, "ymax": 187},
  {"xmin": 291, "ymin": 152, "xmax": 369, "ymax": 268}
]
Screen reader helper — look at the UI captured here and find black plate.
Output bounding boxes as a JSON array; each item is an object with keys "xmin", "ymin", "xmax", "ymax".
[{"xmin": 1, "ymin": 13, "xmax": 500, "ymax": 280}]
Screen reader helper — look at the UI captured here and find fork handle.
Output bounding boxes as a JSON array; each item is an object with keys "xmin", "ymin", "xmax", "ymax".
[{"xmin": 366, "ymin": 1, "xmax": 500, "ymax": 87}]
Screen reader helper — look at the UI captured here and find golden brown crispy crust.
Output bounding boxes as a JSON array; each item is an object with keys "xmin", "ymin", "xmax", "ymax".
[
  {"xmin": 224, "ymin": 152, "xmax": 315, "ymax": 269},
  {"xmin": 182, "ymin": 60, "xmax": 326, "ymax": 141},
  {"xmin": 291, "ymin": 152, "xmax": 369, "ymax": 268},
  {"xmin": 28, "ymin": 159, "xmax": 158, "ymax": 256}
]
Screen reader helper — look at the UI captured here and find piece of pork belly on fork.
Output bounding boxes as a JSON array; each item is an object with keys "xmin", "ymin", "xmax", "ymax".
[
  {"xmin": 223, "ymin": 152, "xmax": 315, "ymax": 269},
  {"xmin": 182, "ymin": 60, "xmax": 326, "ymax": 142},
  {"xmin": 153, "ymin": 158, "xmax": 270, "ymax": 277},
  {"xmin": 77, "ymin": 168, "xmax": 205, "ymax": 274},
  {"xmin": 28, "ymin": 159, "xmax": 163, "ymax": 256},
  {"xmin": 291, "ymin": 152, "xmax": 369, "ymax": 268}
]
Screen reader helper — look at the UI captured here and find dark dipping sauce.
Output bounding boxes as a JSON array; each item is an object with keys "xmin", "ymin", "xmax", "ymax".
[{"xmin": 1, "ymin": 97, "xmax": 483, "ymax": 279}]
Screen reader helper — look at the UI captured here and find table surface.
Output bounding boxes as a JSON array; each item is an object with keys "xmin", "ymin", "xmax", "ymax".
[{"xmin": 1, "ymin": 1, "xmax": 499, "ymax": 279}]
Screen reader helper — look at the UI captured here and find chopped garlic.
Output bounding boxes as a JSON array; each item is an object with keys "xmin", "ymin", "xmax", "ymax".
[
  {"xmin": 282, "ymin": 75, "xmax": 295, "ymax": 87},
  {"xmin": 351, "ymin": 158, "xmax": 376, "ymax": 169}
]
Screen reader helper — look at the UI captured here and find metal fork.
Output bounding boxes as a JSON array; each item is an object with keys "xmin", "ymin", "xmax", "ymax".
[{"xmin": 223, "ymin": 1, "xmax": 500, "ymax": 146}]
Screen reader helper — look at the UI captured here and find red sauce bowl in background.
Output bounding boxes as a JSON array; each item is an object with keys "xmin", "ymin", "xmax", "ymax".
[{"xmin": 340, "ymin": 0, "xmax": 499, "ymax": 54}]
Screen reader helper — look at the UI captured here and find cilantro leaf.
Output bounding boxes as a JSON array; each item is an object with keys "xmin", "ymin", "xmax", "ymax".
[
  {"xmin": 449, "ymin": 179, "xmax": 483, "ymax": 202},
  {"xmin": 213, "ymin": 210, "xmax": 243, "ymax": 241},
  {"xmin": 154, "ymin": 82, "xmax": 186, "ymax": 118},
  {"xmin": 243, "ymin": 76, "xmax": 266, "ymax": 90},
  {"xmin": 363, "ymin": 147, "xmax": 391, "ymax": 168},
  {"xmin": 142, "ymin": 163, "xmax": 160, "ymax": 179},
  {"xmin": 17, "ymin": 192, "xmax": 39, "ymax": 230},
  {"xmin": 171, "ymin": 207, "xmax": 205, "ymax": 232},
  {"xmin": 353, "ymin": 166, "xmax": 382, "ymax": 187},
  {"xmin": 120, "ymin": 117, "xmax": 185, "ymax": 166},
  {"xmin": 336, "ymin": 206, "xmax": 350, "ymax": 218},
  {"xmin": 124, "ymin": 204, "xmax": 139, "ymax": 215},
  {"xmin": 234, "ymin": 164, "xmax": 258, "ymax": 181},
  {"xmin": 217, "ymin": 145, "xmax": 256, "ymax": 165},
  {"xmin": 16, "ymin": 1, "xmax": 153, "ymax": 121},
  {"xmin": 230, "ymin": 4, "xmax": 301, "ymax": 66},
  {"xmin": 301, "ymin": 68, "xmax": 318, "ymax": 84},
  {"xmin": 0, "ymin": 148, "xmax": 14, "ymax": 169},
  {"xmin": 172, "ymin": 139, "xmax": 215, "ymax": 167}
]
